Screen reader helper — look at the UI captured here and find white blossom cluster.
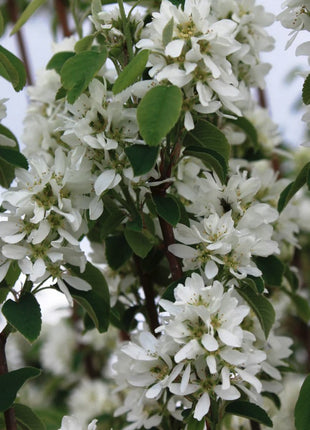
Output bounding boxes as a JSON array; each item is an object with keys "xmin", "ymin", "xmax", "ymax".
[{"xmin": 113, "ymin": 273, "xmax": 292, "ymax": 429}]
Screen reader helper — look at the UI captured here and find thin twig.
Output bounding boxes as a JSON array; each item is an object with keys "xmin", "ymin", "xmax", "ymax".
[
  {"xmin": 54, "ymin": 0, "xmax": 71, "ymax": 37},
  {"xmin": 6, "ymin": 0, "xmax": 33, "ymax": 85}
]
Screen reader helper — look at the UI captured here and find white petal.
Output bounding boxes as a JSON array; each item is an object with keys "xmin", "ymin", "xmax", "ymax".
[
  {"xmin": 184, "ymin": 111, "xmax": 195, "ymax": 131},
  {"xmin": 204, "ymin": 260, "xmax": 218, "ymax": 280},
  {"xmin": 0, "ymin": 262, "xmax": 10, "ymax": 283},
  {"xmin": 2, "ymin": 245, "xmax": 28, "ymax": 259},
  {"xmin": 89, "ymin": 196, "xmax": 103, "ymax": 220},
  {"xmin": 3, "ymin": 232, "xmax": 26, "ymax": 244},
  {"xmin": 218, "ymin": 328, "xmax": 242, "ymax": 347},
  {"xmin": 31, "ymin": 220, "xmax": 50, "ymax": 244},
  {"xmin": 214, "ymin": 384, "xmax": 240, "ymax": 400},
  {"xmin": 146, "ymin": 383, "xmax": 162, "ymax": 399},
  {"xmin": 57, "ymin": 278, "xmax": 73, "ymax": 306},
  {"xmin": 206, "ymin": 355, "xmax": 217, "ymax": 374},
  {"xmin": 194, "ymin": 393, "xmax": 210, "ymax": 421},
  {"xmin": 165, "ymin": 40, "xmax": 185, "ymax": 58},
  {"xmin": 62, "ymin": 274, "xmax": 92, "ymax": 291},
  {"xmin": 58, "ymin": 228, "xmax": 79, "ymax": 245},
  {"xmin": 168, "ymin": 244, "xmax": 197, "ymax": 259},
  {"xmin": 181, "ymin": 363, "xmax": 191, "ymax": 393},
  {"xmin": 94, "ymin": 170, "xmax": 116, "ymax": 196},
  {"xmin": 201, "ymin": 334, "xmax": 219, "ymax": 351},
  {"xmin": 221, "ymin": 366, "xmax": 230, "ymax": 390}
]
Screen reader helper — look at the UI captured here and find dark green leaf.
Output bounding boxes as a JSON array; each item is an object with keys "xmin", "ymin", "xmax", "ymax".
[
  {"xmin": 124, "ymin": 229, "xmax": 153, "ymax": 258},
  {"xmin": 0, "ymin": 286, "xmax": 10, "ymax": 304},
  {"xmin": 247, "ymin": 275, "xmax": 265, "ymax": 294},
  {"xmin": 284, "ymin": 266, "xmax": 299, "ymax": 291},
  {"xmin": 0, "ymin": 147, "xmax": 28, "ymax": 169},
  {"xmin": 226, "ymin": 401, "xmax": 273, "ymax": 427},
  {"xmin": 113, "ymin": 50, "xmax": 149, "ymax": 95},
  {"xmin": 125, "ymin": 144, "xmax": 159, "ymax": 176},
  {"xmin": 184, "ymin": 119, "xmax": 230, "ymax": 163},
  {"xmin": 0, "ymin": 367, "xmax": 41, "ymax": 412},
  {"xmin": 0, "ymin": 157, "xmax": 15, "ymax": 188},
  {"xmin": 153, "ymin": 194, "xmax": 180, "ymax": 226},
  {"xmin": 239, "ymin": 281, "xmax": 275, "ymax": 338},
  {"xmin": 75, "ymin": 35, "xmax": 96, "ymax": 53},
  {"xmin": 303, "ymin": 74, "xmax": 310, "ymax": 105},
  {"xmin": 0, "ymin": 124, "xmax": 18, "ymax": 146},
  {"xmin": 61, "ymin": 49, "xmax": 107, "ymax": 104},
  {"xmin": 105, "ymin": 234, "xmax": 132, "ymax": 270},
  {"xmin": 295, "ymin": 375, "xmax": 310, "ymax": 430},
  {"xmin": 187, "ymin": 416, "xmax": 204, "ymax": 430},
  {"xmin": 14, "ymin": 403, "xmax": 46, "ymax": 430},
  {"xmin": 255, "ymin": 255, "xmax": 285, "ymax": 286},
  {"xmin": 168, "ymin": 0, "xmax": 185, "ymax": 6},
  {"xmin": 183, "ymin": 146, "xmax": 227, "ymax": 183},
  {"xmin": 163, "ymin": 18, "xmax": 174, "ymax": 46},
  {"xmin": 278, "ymin": 162, "xmax": 310, "ymax": 212},
  {"xmin": 55, "ymin": 87, "xmax": 67, "ymax": 100},
  {"xmin": 289, "ymin": 292, "xmax": 310, "ymax": 323},
  {"xmin": 2, "ymin": 293, "xmax": 41, "ymax": 342},
  {"xmin": 127, "ymin": 214, "xmax": 143, "ymax": 232},
  {"xmin": 10, "ymin": 0, "xmax": 47, "ymax": 34},
  {"xmin": 0, "ymin": 11, "xmax": 4, "ymax": 37},
  {"xmin": 46, "ymin": 51, "xmax": 75, "ymax": 74},
  {"xmin": 137, "ymin": 85, "xmax": 183, "ymax": 146},
  {"xmin": 262, "ymin": 392, "xmax": 281, "ymax": 410},
  {"xmin": 68, "ymin": 262, "xmax": 110, "ymax": 333},
  {"xmin": 229, "ymin": 116, "xmax": 258, "ymax": 147},
  {"xmin": 162, "ymin": 275, "xmax": 188, "ymax": 302},
  {"xmin": 0, "ymin": 45, "xmax": 26, "ymax": 91}
]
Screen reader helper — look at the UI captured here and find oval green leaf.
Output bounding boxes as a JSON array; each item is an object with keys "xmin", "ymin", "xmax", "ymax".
[
  {"xmin": 124, "ymin": 229, "xmax": 153, "ymax": 258},
  {"xmin": 303, "ymin": 74, "xmax": 310, "ymax": 105},
  {"xmin": 0, "ymin": 367, "xmax": 41, "ymax": 412},
  {"xmin": 226, "ymin": 401, "xmax": 273, "ymax": 427},
  {"xmin": 113, "ymin": 50, "xmax": 149, "ymax": 95},
  {"xmin": 295, "ymin": 375, "xmax": 310, "ymax": 430},
  {"xmin": 153, "ymin": 194, "xmax": 180, "ymax": 227},
  {"xmin": 137, "ymin": 85, "xmax": 183, "ymax": 146},
  {"xmin": 125, "ymin": 145, "xmax": 159, "ymax": 176},
  {"xmin": 14, "ymin": 403, "xmax": 46, "ymax": 430},
  {"xmin": 2, "ymin": 293, "xmax": 42, "ymax": 343},
  {"xmin": 183, "ymin": 146, "xmax": 227, "ymax": 184},
  {"xmin": 46, "ymin": 51, "xmax": 75, "ymax": 75},
  {"xmin": 0, "ymin": 45, "xmax": 26, "ymax": 91},
  {"xmin": 10, "ymin": 0, "xmax": 47, "ymax": 35}
]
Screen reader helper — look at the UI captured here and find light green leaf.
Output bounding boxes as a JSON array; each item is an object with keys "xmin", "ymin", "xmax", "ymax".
[
  {"xmin": 153, "ymin": 194, "xmax": 180, "ymax": 226},
  {"xmin": 113, "ymin": 50, "xmax": 149, "ymax": 95},
  {"xmin": 303, "ymin": 74, "xmax": 310, "ymax": 105},
  {"xmin": 0, "ymin": 45, "xmax": 26, "ymax": 91},
  {"xmin": 68, "ymin": 262, "xmax": 110, "ymax": 333},
  {"xmin": 255, "ymin": 255, "xmax": 284, "ymax": 286},
  {"xmin": 105, "ymin": 234, "xmax": 132, "ymax": 270},
  {"xmin": 14, "ymin": 403, "xmax": 46, "ymax": 430},
  {"xmin": 184, "ymin": 119, "xmax": 230, "ymax": 164},
  {"xmin": 295, "ymin": 374, "xmax": 310, "ymax": 430},
  {"xmin": 125, "ymin": 145, "xmax": 159, "ymax": 176},
  {"xmin": 75, "ymin": 35, "xmax": 96, "ymax": 53},
  {"xmin": 0, "ymin": 11, "xmax": 4, "ymax": 37},
  {"xmin": 183, "ymin": 146, "xmax": 227, "ymax": 183},
  {"xmin": 226, "ymin": 401, "xmax": 273, "ymax": 427},
  {"xmin": 163, "ymin": 17, "xmax": 174, "ymax": 46},
  {"xmin": 137, "ymin": 85, "xmax": 183, "ymax": 146},
  {"xmin": 2, "ymin": 293, "xmax": 42, "ymax": 342},
  {"xmin": 278, "ymin": 162, "xmax": 310, "ymax": 212},
  {"xmin": 10, "ymin": 0, "xmax": 47, "ymax": 35},
  {"xmin": 0, "ymin": 367, "xmax": 41, "ymax": 412},
  {"xmin": 124, "ymin": 229, "xmax": 153, "ymax": 258},
  {"xmin": 239, "ymin": 281, "xmax": 275, "ymax": 338},
  {"xmin": 46, "ymin": 51, "xmax": 75, "ymax": 74},
  {"xmin": 61, "ymin": 49, "xmax": 108, "ymax": 104}
]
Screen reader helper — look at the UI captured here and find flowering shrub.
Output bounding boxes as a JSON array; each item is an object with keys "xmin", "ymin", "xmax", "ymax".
[{"xmin": 1, "ymin": 0, "xmax": 310, "ymax": 429}]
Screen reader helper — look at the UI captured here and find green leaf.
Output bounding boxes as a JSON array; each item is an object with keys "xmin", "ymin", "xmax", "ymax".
[
  {"xmin": 278, "ymin": 162, "xmax": 310, "ymax": 212},
  {"xmin": 239, "ymin": 281, "xmax": 275, "ymax": 338},
  {"xmin": 183, "ymin": 146, "xmax": 227, "ymax": 183},
  {"xmin": 262, "ymin": 392, "xmax": 281, "ymax": 410},
  {"xmin": 105, "ymin": 234, "xmax": 132, "ymax": 270},
  {"xmin": 255, "ymin": 255, "xmax": 285, "ymax": 286},
  {"xmin": 113, "ymin": 50, "xmax": 149, "ymax": 95},
  {"xmin": 68, "ymin": 262, "xmax": 110, "ymax": 333},
  {"xmin": 295, "ymin": 375, "xmax": 310, "ymax": 430},
  {"xmin": 10, "ymin": 0, "xmax": 47, "ymax": 34},
  {"xmin": 0, "ymin": 11, "xmax": 4, "ymax": 37},
  {"xmin": 75, "ymin": 35, "xmax": 96, "ymax": 53},
  {"xmin": 0, "ymin": 147, "xmax": 28, "ymax": 169},
  {"xmin": 125, "ymin": 145, "xmax": 159, "ymax": 176},
  {"xmin": 303, "ymin": 74, "xmax": 310, "ymax": 105},
  {"xmin": 137, "ymin": 85, "xmax": 183, "ymax": 146},
  {"xmin": 229, "ymin": 116, "xmax": 258, "ymax": 147},
  {"xmin": 153, "ymin": 194, "xmax": 180, "ymax": 226},
  {"xmin": 226, "ymin": 401, "xmax": 273, "ymax": 427},
  {"xmin": 186, "ymin": 416, "xmax": 204, "ymax": 430},
  {"xmin": 162, "ymin": 275, "xmax": 188, "ymax": 302},
  {"xmin": 163, "ymin": 17, "xmax": 174, "ymax": 46},
  {"xmin": 289, "ymin": 292, "xmax": 310, "ymax": 323},
  {"xmin": 46, "ymin": 51, "xmax": 75, "ymax": 74},
  {"xmin": 284, "ymin": 265, "xmax": 299, "ymax": 291},
  {"xmin": 2, "ymin": 293, "xmax": 41, "ymax": 343},
  {"xmin": 124, "ymin": 229, "xmax": 153, "ymax": 258},
  {"xmin": 0, "ymin": 367, "xmax": 41, "ymax": 412},
  {"xmin": 0, "ymin": 45, "xmax": 26, "ymax": 91},
  {"xmin": 14, "ymin": 403, "xmax": 46, "ymax": 430},
  {"xmin": 61, "ymin": 49, "xmax": 107, "ymax": 104},
  {"xmin": 247, "ymin": 275, "xmax": 265, "ymax": 294},
  {"xmin": 0, "ymin": 124, "xmax": 18, "ymax": 146},
  {"xmin": 184, "ymin": 119, "xmax": 230, "ymax": 164}
]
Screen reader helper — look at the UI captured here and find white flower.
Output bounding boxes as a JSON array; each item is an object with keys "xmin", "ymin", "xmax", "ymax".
[{"xmin": 58, "ymin": 416, "xmax": 97, "ymax": 430}]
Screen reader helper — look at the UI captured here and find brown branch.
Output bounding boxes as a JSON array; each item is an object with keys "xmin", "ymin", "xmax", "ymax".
[
  {"xmin": 54, "ymin": 0, "xmax": 71, "ymax": 37},
  {"xmin": 158, "ymin": 215, "xmax": 183, "ymax": 282},
  {"xmin": 250, "ymin": 420, "xmax": 261, "ymax": 430},
  {"xmin": 6, "ymin": 0, "xmax": 33, "ymax": 85},
  {"xmin": 0, "ymin": 330, "xmax": 17, "ymax": 430},
  {"xmin": 134, "ymin": 255, "xmax": 159, "ymax": 335},
  {"xmin": 257, "ymin": 88, "xmax": 267, "ymax": 109}
]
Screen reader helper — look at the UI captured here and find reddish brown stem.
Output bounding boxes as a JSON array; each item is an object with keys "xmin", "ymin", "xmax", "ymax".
[
  {"xmin": 0, "ymin": 332, "xmax": 17, "ymax": 430},
  {"xmin": 257, "ymin": 88, "xmax": 267, "ymax": 109},
  {"xmin": 6, "ymin": 0, "xmax": 33, "ymax": 85},
  {"xmin": 54, "ymin": 0, "xmax": 71, "ymax": 37},
  {"xmin": 134, "ymin": 255, "xmax": 159, "ymax": 335},
  {"xmin": 250, "ymin": 421, "xmax": 261, "ymax": 430}
]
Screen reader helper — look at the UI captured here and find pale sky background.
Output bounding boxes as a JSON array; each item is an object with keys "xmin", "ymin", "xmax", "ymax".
[{"xmin": 0, "ymin": 0, "xmax": 309, "ymax": 323}]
